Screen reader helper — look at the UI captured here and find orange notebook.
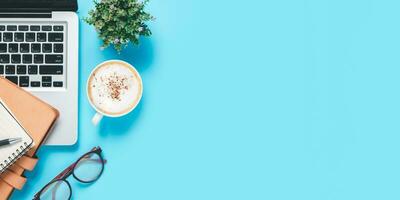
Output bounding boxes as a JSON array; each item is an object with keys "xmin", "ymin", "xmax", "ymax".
[{"xmin": 0, "ymin": 77, "xmax": 59, "ymax": 200}]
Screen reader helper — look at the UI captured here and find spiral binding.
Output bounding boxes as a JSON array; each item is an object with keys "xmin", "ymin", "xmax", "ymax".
[{"xmin": 0, "ymin": 141, "xmax": 32, "ymax": 174}]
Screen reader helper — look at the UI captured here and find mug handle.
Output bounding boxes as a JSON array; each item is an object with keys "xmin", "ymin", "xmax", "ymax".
[{"xmin": 92, "ymin": 112, "xmax": 103, "ymax": 126}]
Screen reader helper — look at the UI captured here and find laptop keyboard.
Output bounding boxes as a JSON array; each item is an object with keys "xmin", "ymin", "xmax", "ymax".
[{"xmin": 0, "ymin": 23, "xmax": 66, "ymax": 89}]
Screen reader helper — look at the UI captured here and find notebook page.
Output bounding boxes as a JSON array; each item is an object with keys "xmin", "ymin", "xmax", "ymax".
[{"xmin": 0, "ymin": 100, "xmax": 33, "ymax": 173}]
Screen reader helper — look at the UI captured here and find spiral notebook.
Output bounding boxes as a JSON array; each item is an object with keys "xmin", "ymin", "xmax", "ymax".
[{"xmin": 0, "ymin": 100, "xmax": 34, "ymax": 174}]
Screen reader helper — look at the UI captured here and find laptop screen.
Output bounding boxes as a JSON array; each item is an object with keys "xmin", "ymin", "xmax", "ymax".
[{"xmin": 0, "ymin": 0, "xmax": 77, "ymax": 12}]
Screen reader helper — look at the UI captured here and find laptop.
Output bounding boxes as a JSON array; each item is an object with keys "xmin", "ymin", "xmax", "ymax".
[{"xmin": 0, "ymin": 0, "xmax": 78, "ymax": 145}]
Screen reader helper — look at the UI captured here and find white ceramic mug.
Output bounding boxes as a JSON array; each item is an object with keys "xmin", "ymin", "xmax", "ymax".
[{"xmin": 87, "ymin": 60, "xmax": 143, "ymax": 125}]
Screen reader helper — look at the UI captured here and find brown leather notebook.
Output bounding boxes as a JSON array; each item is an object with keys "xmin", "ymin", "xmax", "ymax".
[{"xmin": 0, "ymin": 77, "xmax": 59, "ymax": 200}]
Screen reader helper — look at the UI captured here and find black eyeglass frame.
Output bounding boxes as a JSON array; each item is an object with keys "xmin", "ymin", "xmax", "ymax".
[{"xmin": 33, "ymin": 146, "xmax": 106, "ymax": 200}]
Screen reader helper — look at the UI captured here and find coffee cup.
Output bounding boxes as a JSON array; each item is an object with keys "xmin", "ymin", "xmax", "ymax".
[{"xmin": 87, "ymin": 60, "xmax": 143, "ymax": 125}]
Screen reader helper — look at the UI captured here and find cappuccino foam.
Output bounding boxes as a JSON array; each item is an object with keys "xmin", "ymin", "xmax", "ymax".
[{"xmin": 88, "ymin": 62, "xmax": 142, "ymax": 115}]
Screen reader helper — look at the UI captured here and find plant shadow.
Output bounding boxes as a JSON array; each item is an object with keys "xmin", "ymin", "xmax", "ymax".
[{"xmin": 100, "ymin": 37, "xmax": 155, "ymax": 73}]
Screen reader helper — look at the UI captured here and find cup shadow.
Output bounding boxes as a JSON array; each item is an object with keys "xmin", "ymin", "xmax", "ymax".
[
  {"xmin": 97, "ymin": 98, "xmax": 144, "ymax": 136},
  {"xmin": 94, "ymin": 36, "xmax": 152, "ymax": 136}
]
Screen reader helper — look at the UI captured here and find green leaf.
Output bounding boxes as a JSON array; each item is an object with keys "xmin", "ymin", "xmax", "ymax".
[{"xmin": 85, "ymin": 0, "xmax": 154, "ymax": 52}]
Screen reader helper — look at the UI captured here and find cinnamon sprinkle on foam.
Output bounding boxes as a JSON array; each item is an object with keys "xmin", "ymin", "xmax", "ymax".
[{"xmin": 104, "ymin": 72, "xmax": 129, "ymax": 101}]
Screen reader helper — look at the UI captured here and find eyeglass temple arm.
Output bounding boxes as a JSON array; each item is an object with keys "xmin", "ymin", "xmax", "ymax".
[
  {"xmin": 50, "ymin": 158, "xmax": 106, "ymax": 182},
  {"xmin": 82, "ymin": 146, "xmax": 106, "ymax": 164},
  {"xmin": 51, "ymin": 162, "xmax": 75, "ymax": 181},
  {"xmin": 49, "ymin": 147, "xmax": 103, "ymax": 181}
]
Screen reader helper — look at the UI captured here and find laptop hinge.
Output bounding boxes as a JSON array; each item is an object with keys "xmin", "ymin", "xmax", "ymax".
[
  {"xmin": 0, "ymin": 12, "xmax": 52, "ymax": 18},
  {"xmin": 0, "ymin": 0, "xmax": 78, "ymax": 13}
]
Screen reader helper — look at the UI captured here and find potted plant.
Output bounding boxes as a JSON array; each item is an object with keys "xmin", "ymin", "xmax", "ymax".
[{"xmin": 85, "ymin": 0, "xmax": 154, "ymax": 52}]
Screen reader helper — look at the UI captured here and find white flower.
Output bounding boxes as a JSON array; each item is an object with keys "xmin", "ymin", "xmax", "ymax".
[{"xmin": 138, "ymin": 27, "xmax": 143, "ymax": 32}]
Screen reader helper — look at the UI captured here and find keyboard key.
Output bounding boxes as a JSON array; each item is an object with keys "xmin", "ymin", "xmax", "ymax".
[
  {"xmin": 18, "ymin": 25, "xmax": 28, "ymax": 31},
  {"xmin": 5, "ymin": 76, "xmax": 17, "ymax": 84},
  {"xmin": 19, "ymin": 76, "xmax": 29, "ymax": 87},
  {"xmin": 0, "ymin": 65, "xmax": 3, "ymax": 74},
  {"xmin": 34, "ymin": 54, "xmax": 43, "ymax": 63},
  {"xmin": 11, "ymin": 54, "xmax": 21, "ymax": 63},
  {"xmin": 30, "ymin": 26, "xmax": 40, "ymax": 31},
  {"xmin": 31, "ymin": 43, "xmax": 41, "ymax": 53},
  {"xmin": 7, "ymin": 26, "xmax": 17, "ymax": 31},
  {"xmin": 0, "ymin": 54, "xmax": 9, "ymax": 63},
  {"xmin": 48, "ymin": 33, "xmax": 63, "ymax": 42},
  {"xmin": 28, "ymin": 65, "xmax": 38, "ymax": 74},
  {"xmin": 20, "ymin": 43, "xmax": 29, "ymax": 53},
  {"xmin": 8, "ymin": 43, "xmax": 18, "ymax": 53},
  {"xmin": 53, "ymin": 26, "xmax": 63, "ymax": 31},
  {"xmin": 42, "ymin": 26, "xmax": 52, "ymax": 31},
  {"xmin": 43, "ymin": 43, "xmax": 52, "ymax": 53},
  {"xmin": 42, "ymin": 82, "xmax": 51, "ymax": 87},
  {"xmin": 37, "ymin": 33, "xmax": 46, "ymax": 42},
  {"xmin": 17, "ymin": 65, "xmax": 26, "ymax": 74},
  {"xmin": 3, "ymin": 33, "xmax": 12, "ymax": 42},
  {"xmin": 30, "ymin": 81, "xmax": 40, "ymax": 87},
  {"xmin": 5, "ymin": 65, "xmax": 15, "ymax": 74},
  {"xmin": 53, "ymin": 81, "xmax": 63, "ymax": 87},
  {"xmin": 0, "ymin": 26, "xmax": 5, "ymax": 31},
  {"xmin": 54, "ymin": 43, "xmax": 63, "ymax": 53},
  {"xmin": 0, "ymin": 44, "xmax": 6, "ymax": 53},
  {"xmin": 40, "ymin": 65, "xmax": 63, "ymax": 74},
  {"xmin": 26, "ymin": 32, "xmax": 35, "ymax": 42},
  {"xmin": 14, "ymin": 33, "xmax": 24, "ymax": 42},
  {"xmin": 45, "ymin": 55, "xmax": 63, "ymax": 64},
  {"xmin": 22, "ymin": 54, "xmax": 32, "ymax": 63},
  {"xmin": 42, "ymin": 76, "xmax": 52, "ymax": 82}
]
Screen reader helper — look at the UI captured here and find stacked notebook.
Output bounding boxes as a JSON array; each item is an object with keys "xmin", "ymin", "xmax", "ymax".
[
  {"xmin": 0, "ymin": 101, "xmax": 34, "ymax": 174},
  {"xmin": 0, "ymin": 77, "xmax": 59, "ymax": 200}
]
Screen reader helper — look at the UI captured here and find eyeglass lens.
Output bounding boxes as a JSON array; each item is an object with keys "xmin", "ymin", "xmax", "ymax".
[
  {"xmin": 73, "ymin": 152, "xmax": 104, "ymax": 182},
  {"xmin": 39, "ymin": 180, "xmax": 71, "ymax": 200},
  {"xmin": 38, "ymin": 151, "xmax": 104, "ymax": 199}
]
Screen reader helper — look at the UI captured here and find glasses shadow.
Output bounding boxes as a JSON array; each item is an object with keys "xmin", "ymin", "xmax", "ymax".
[{"xmin": 11, "ymin": 142, "xmax": 81, "ymax": 199}]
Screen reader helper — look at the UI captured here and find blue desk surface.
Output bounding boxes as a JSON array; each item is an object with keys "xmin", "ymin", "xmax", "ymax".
[{"xmin": 13, "ymin": 0, "xmax": 400, "ymax": 199}]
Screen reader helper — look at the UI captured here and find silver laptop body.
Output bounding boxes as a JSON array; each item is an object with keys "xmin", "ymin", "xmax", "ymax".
[{"xmin": 0, "ymin": 2, "xmax": 79, "ymax": 145}]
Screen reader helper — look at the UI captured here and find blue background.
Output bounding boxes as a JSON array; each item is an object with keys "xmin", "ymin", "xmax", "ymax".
[{"xmin": 12, "ymin": 0, "xmax": 400, "ymax": 199}]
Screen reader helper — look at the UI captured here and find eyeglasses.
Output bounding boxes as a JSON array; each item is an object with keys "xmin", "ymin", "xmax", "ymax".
[{"xmin": 33, "ymin": 147, "xmax": 106, "ymax": 200}]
